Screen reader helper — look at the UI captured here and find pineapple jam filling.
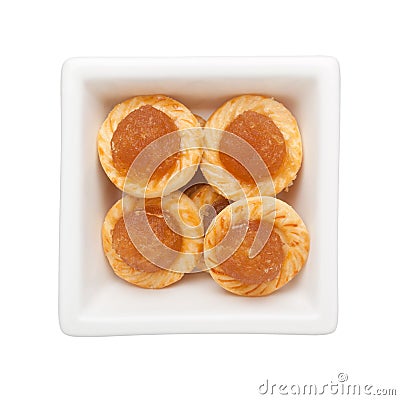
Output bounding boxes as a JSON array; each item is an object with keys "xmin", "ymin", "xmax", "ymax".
[
  {"xmin": 220, "ymin": 110, "xmax": 286, "ymax": 183},
  {"xmin": 112, "ymin": 205, "xmax": 182, "ymax": 273},
  {"xmin": 218, "ymin": 220, "xmax": 285, "ymax": 285},
  {"xmin": 111, "ymin": 105, "xmax": 180, "ymax": 180}
]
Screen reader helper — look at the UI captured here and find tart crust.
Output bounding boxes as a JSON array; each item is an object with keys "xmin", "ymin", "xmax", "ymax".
[
  {"xmin": 194, "ymin": 114, "xmax": 206, "ymax": 127},
  {"xmin": 98, "ymin": 95, "xmax": 203, "ymax": 197},
  {"xmin": 102, "ymin": 192, "xmax": 203, "ymax": 288},
  {"xmin": 186, "ymin": 184, "xmax": 228, "ymax": 214},
  {"xmin": 201, "ymin": 95, "xmax": 302, "ymax": 200},
  {"xmin": 186, "ymin": 184, "xmax": 229, "ymax": 272},
  {"xmin": 204, "ymin": 196, "xmax": 310, "ymax": 296}
]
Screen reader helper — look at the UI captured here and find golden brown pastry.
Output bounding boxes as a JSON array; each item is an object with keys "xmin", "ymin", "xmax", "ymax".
[
  {"xmin": 102, "ymin": 192, "xmax": 203, "ymax": 288},
  {"xmin": 201, "ymin": 95, "xmax": 302, "ymax": 200},
  {"xmin": 98, "ymin": 95, "xmax": 203, "ymax": 198},
  {"xmin": 185, "ymin": 184, "xmax": 230, "ymax": 272},
  {"xmin": 204, "ymin": 197, "xmax": 310, "ymax": 296},
  {"xmin": 186, "ymin": 184, "xmax": 230, "ymax": 232},
  {"xmin": 194, "ymin": 114, "xmax": 206, "ymax": 127}
]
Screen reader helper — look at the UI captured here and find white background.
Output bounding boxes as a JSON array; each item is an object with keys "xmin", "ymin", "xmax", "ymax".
[{"xmin": 1, "ymin": 1, "xmax": 399, "ymax": 399}]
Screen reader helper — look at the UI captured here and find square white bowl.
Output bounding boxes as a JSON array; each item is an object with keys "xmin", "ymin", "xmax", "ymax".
[{"xmin": 59, "ymin": 57, "xmax": 340, "ymax": 336}]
